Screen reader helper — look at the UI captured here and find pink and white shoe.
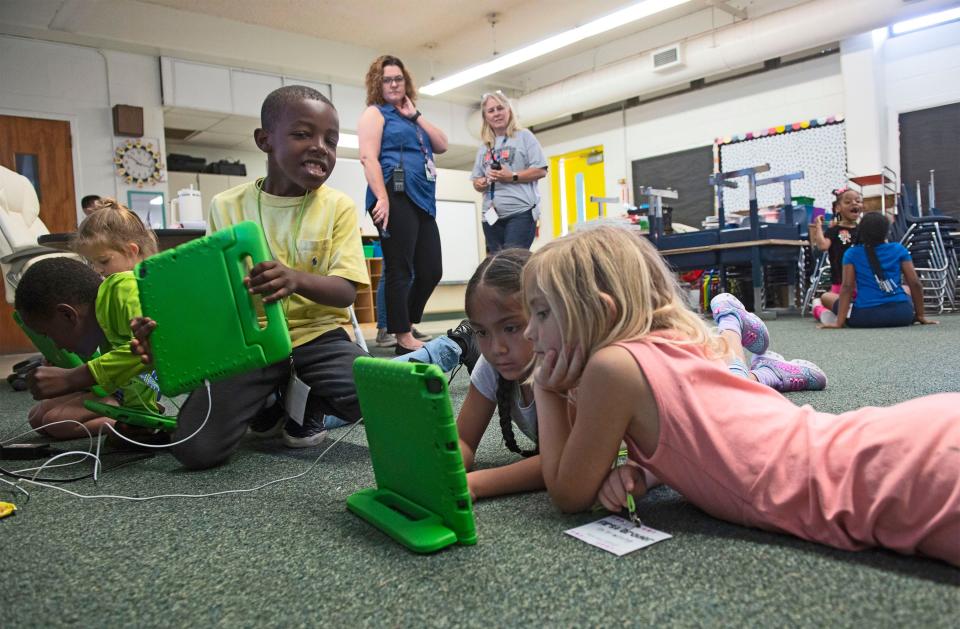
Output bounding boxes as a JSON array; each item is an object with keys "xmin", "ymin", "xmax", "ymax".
[
  {"xmin": 751, "ymin": 351, "xmax": 827, "ymax": 392},
  {"xmin": 710, "ymin": 293, "xmax": 769, "ymax": 355}
]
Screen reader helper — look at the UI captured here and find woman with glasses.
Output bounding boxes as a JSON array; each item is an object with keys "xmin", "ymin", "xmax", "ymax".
[
  {"xmin": 472, "ymin": 91, "xmax": 548, "ymax": 253},
  {"xmin": 359, "ymin": 55, "xmax": 447, "ymax": 354}
]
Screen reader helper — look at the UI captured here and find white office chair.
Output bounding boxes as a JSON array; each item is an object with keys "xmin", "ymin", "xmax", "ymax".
[{"xmin": 0, "ymin": 165, "xmax": 77, "ymax": 304}]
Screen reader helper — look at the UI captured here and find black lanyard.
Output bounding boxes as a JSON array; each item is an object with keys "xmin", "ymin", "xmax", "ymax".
[{"xmin": 488, "ymin": 137, "xmax": 507, "ymax": 201}]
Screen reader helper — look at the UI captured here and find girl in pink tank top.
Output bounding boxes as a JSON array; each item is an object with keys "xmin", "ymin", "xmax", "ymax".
[{"xmin": 522, "ymin": 225, "xmax": 959, "ymax": 566}]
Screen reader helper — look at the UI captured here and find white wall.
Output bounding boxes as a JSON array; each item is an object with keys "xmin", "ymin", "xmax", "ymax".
[
  {"xmin": 531, "ymin": 17, "xmax": 960, "ymax": 246},
  {"xmin": 323, "ymin": 158, "xmax": 480, "ymax": 313},
  {"xmin": 534, "ymin": 53, "xmax": 844, "ymax": 243},
  {"xmin": 881, "ymin": 19, "xmax": 960, "ymax": 180},
  {"xmin": 0, "ymin": 35, "xmax": 167, "ymax": 222}
]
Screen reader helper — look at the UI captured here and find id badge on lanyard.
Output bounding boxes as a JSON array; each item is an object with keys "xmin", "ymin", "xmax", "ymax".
[
  {"xmin": 285, "ymin": 362, "xmax": 310, "ymax": 426},
  {"xmin": 414, "ymin": 124, "xmax": 437, "ymax": 182}
]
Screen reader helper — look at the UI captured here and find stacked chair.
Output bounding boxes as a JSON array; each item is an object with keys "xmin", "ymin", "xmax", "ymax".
[{"xmin": 896, "ymin": 185, "xmax": 958, "ymax": 314}]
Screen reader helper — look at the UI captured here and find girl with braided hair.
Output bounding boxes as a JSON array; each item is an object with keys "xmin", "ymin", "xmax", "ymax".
[
  {"xmin": 820, "ymin": 211, "xmax": 936, "ymax": 328},
  {"xmin": 456, "ymin": 248, "xmax": 545, "ymax": 501}
]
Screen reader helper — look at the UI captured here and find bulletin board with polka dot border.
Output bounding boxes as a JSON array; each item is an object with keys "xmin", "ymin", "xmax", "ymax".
[{"xmin": 715, "ymin": 117, "xmax": 847, "ymax": 213}]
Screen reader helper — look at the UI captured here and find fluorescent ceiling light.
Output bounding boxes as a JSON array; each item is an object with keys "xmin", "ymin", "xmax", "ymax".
[
  {"xmin": 891, "ymin": 6, "xmax": 960, "ymax": 35},
  {"xmin": 420, "ymin": 0, "xmax": 693, "ymax": 96},
  {"xmin": 338, "ymin": 133, "xmax": 359, "ymax": 149}
]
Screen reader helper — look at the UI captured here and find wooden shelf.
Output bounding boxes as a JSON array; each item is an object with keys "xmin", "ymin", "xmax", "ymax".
[
  {"xmin": 353, "ymin": 257, "xmax": 383, "ymax": 324},
  {"xmin": 849, "ymin": 174, "xmax": 894, "ymax": 187}
]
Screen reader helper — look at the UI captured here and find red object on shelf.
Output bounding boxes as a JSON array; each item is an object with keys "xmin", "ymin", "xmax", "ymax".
[{"xmin": 849, "ymin": 174, "xmax": 894, "ymax": 187}]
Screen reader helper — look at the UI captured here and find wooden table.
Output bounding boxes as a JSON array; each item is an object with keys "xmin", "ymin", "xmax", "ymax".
[
  {"xmin": 658, "ymin": 238, "xmax": 808, "ymax": 257},
  {"xmin": 38, "ymin": 229, "xmax": 206, "ymax": 252}
]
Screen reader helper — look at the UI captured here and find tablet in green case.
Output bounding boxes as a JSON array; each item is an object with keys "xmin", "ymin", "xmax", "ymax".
[
  {"xmin": 83, "ymin": 399, "xmax": 177, "ymax": 432},
  {"xmin": 12, "ymin": 311, "xmax": 109, "ymax": 398},
  {"xmin": 348, "ymin": 357, "xmax": 477, "ymax": 553},
  {"xmin": 134, "ymin": 221, "xmax": 292, "ymax": 396}
]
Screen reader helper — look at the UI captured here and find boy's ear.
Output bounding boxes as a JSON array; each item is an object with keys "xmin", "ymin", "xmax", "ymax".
[
  {"xmin": 253, "ymin": 128, "xmax": 272, "ymax": 153},
  {"xmin": 126, "ymin": 242, "xmax": 141, "ymax": 259},
  {"xmin": 54, "ymin": 303, "xmax": 82, "ymax": 327},
  {"xmin": 599, "ymin": 292, "xmax": 618, "ymax": 323}
]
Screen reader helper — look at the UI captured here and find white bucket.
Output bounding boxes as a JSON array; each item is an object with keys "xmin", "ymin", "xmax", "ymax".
[{"xmin": 171, "ymin": 187, "xmax": 203, "ymax": 224}]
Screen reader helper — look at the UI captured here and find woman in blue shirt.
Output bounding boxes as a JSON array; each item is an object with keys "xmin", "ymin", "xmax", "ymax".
[
  {"xmin": 358, "ymin": 55, "xmax": 448, "ymax": 354},
  {"xmin": 821, "ymin": 212, "xmax": 936, "ymax": 328}
]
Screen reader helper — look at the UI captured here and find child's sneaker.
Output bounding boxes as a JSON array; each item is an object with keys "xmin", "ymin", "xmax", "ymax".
[
  {"xmin": 710, "ymin": 293, "xmax": 769, "ymax": 355},
  {"xmin": 282, "ymin": 416, "xmax": 328, "ymax": 448},
  {"xmin": 247, "ymin": 395, "xmax": 285, "ymax": 438},
  {"xmin": 447, "ymin": 319, "xmax": 480, "ymax": 374},
  {"xmin": 751, "ymin": 351, "xmax": 827, "ymax": 392},
  {"xmin": 818, "ymin": 309, "xmax": 838, "ymax": 325}
]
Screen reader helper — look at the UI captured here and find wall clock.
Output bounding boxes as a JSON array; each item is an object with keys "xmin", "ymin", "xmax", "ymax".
[{"xmin": 114, "ymin": 139, "xmax": 164, "ymax": 187}]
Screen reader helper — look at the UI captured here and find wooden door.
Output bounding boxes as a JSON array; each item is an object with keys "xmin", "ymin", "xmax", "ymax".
[{"xmin": 0, "ymin": 115, "xmax": 78, "ymax": 354}]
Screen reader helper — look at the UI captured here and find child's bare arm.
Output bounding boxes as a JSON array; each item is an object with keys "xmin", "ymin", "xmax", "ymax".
[
  {"xmin": 808, "ymin": 216, "xmax": 831, "ymax": 251},
  {"xmin": 456, "ymin": 384, "xmax": 497, "ymax": 471},
  {"xmin": 27, "ymin": 364, "xmax": 95, "ymax": 400},
  {"xmin": 468, "ymin": 456, "xmax": 544, "ymax": 501},
  {"xmin": 536, "ymin": 345, "xmax": 644, "ymax": 513},
  {"xmin": 902, "ymin": 260, "xmax": 937, "ymax": 324},
  {"xmin": 245, "ymin": 260, "xmax": 357, "ymax": 307}
]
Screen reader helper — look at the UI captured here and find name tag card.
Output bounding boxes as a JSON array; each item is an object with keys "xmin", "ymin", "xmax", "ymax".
[{"xmin": 565, "ymin": 515, "xmax": 672, "ymax": 556}]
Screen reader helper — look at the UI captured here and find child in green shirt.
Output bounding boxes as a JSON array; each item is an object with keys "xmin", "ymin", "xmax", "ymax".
[
  {"xmin": 25, "ymin": 203, "xmax": 159, "ymax": 440},
  {"xmin": 16, "ymin": 258, "xmax": 157, "ymax": 436}
]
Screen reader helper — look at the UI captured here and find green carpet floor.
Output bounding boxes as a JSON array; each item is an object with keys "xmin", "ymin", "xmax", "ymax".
[{"xmin": 2, "ymin": 316, "xmax": 958, "ymax": 626}]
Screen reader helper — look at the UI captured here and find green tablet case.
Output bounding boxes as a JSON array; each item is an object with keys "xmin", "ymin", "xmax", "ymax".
[
  {"xmin": 83, "ymin": 399, "xmax": 177, "ymax": 432},
  {"xmin": 348, "ymin": 357, "xmax": 477, "ymax": 554},
  {"xmin": 134, "ymin": 221, "xmax": 292, "ymax": 396},
  {"xmin": 13, "ymin": 311, "xmax": 109, "ymax": 398}
]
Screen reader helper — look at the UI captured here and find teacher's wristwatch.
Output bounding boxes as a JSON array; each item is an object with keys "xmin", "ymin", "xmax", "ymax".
[{"xmin": 512, "ymin": 173, "xmax": 519, "ymax": 182}]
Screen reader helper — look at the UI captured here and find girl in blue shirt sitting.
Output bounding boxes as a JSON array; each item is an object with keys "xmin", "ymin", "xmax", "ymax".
[{"xmin": 821, "ymin": 212, "xmax": 937, "ymax": 329}]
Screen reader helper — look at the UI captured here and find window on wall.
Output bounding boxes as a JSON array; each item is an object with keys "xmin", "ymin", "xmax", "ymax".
[
  {"xmin": 15, "ymin": 153, "xmax": 40, "ymax": 201},
  {"xmin": 899, "ymin": 102, "xmax": 960, "ymax": 219}
]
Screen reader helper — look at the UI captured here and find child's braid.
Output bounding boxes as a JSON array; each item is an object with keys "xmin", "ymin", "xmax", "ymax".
[{"xmin": 496, "ymin": 374, "xmax": 538, "ymax": 457}]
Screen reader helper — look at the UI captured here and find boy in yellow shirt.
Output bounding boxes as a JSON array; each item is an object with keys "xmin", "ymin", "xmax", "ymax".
[{"xmin": 153, "ymin": 85, "xmax": 370, "ymax": 468}]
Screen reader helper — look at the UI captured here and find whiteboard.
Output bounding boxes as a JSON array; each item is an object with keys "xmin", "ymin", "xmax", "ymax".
[
  {"xmin": 435, "ymin": 200, "xmax": 482, "ymax": 284},
  {"xmin": 719, "ymin": 123, "xmax": 847, "ymax": 212},
  {"xmin": 323, "ymin": 157, "xmax": 378, "ymax": 234},
  {"xmin": 324, "ymin": 158, "xmax": 482, "ymax": 283}
]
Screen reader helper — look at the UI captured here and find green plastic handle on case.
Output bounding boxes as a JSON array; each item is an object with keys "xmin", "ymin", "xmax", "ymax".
[{"xmin": 225, "ymin": 223, "xmax": 287, "ymax": 352}]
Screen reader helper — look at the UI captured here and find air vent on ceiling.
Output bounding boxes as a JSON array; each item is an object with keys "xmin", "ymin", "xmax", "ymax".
[{"xmin": 652, "ymin": 44, "xmax": 684, "ymax": 72}]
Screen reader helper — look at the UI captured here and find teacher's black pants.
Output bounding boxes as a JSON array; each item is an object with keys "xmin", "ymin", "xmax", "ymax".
[{"xmin": 377, "ymin": 188, "xmax": 442, "ymax": 334}]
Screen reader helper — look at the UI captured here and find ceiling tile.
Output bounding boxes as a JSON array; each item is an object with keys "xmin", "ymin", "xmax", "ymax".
[
  {"xmin": 162, "ymin": 109, "xmax": 226, "ymax": 131},
  {"xmin": 207, "ymin": 115, "xmax": 260, "ymax": 135},
  {"xmin": 188, "ymin": 131, "xmax": 248, "ymax": 148}
]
